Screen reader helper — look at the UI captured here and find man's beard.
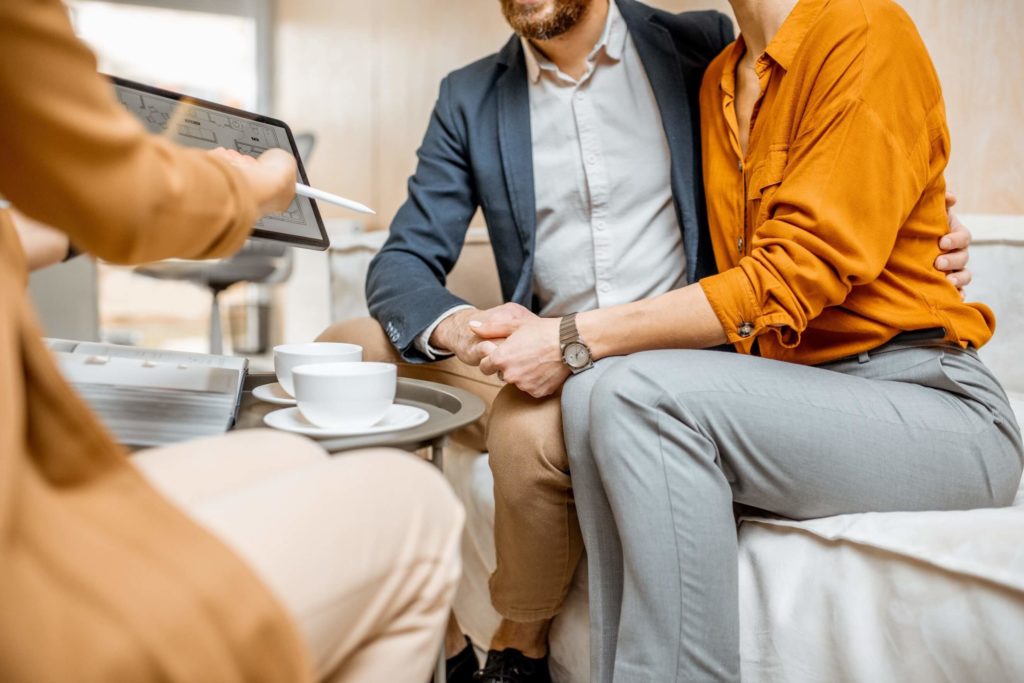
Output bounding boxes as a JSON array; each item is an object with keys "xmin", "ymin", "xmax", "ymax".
[{"xmin": 500, "ymin": 0, "xmax": 592, "ymax": 41}]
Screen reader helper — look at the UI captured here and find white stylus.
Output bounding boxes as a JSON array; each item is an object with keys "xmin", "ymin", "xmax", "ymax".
[{"xmin": 295, "ymin": 183, "xmax": 375, "ymax": 215}]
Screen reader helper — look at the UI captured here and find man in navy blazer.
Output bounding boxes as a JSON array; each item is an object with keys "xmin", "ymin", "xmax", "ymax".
[
  {"xmin": 367, "ymin": 2, "xmax": 728, "ymax": 360},
  {"xmin": 359, "ymin": 3, "xmax": 731, "ymax": 681},
  {"xmin": 319, "ymin": 1, "xmax": 970, "ymax": 680}
]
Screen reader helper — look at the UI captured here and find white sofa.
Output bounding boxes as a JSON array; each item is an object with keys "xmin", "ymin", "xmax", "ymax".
[{"xmin": 328, "ymin": 216, "xmax": 1024, "ymax": 682}]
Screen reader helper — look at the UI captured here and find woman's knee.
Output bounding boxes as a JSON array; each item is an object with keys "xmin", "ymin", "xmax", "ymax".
[
  {"xmin": 588, "ymin": 350, "xmax": 743, "ymax": 423},
  {"xmin": 589, "ymin": 354, "xmax": 670, "ymax": 423},
  {"xmin": 357, "ymin": 449, "xmax": 463, "ymax": 528},
  {"xmin": 134, "ymin": 429, "xmax": 329, "ymax": 508},
  {"xmin": 586, "ymin": 352, "xmax": 722, "ymax": 470},
  {"xmin": 562, "ymin": 361, "xmax": 610, "ymax": 429}
]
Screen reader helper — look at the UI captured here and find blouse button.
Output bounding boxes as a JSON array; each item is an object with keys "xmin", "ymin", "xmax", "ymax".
[
  {"xmin": 737, "ymin": 237, "xmax": 745, "ymax": 253},
  {"xmin": 738, "ymin": 322, "xmax": 754, "ymax": 338}
]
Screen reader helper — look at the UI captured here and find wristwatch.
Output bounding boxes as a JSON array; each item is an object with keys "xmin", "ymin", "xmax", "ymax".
[{"xmin": 559, "ymin": 313, "xmax": 594, "ymax": 374}]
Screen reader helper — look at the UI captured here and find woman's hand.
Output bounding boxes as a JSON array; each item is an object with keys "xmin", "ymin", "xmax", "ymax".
[
  {"xmin": 473, "ymin": 316, "xmax": 570, "ymax": 398},
  {"xmin": 10, "ymin": 209, "xmax": 71, "ymax": 272},
  {"xmin": 208, "ymin": 147, "xmax": 296, "ymax": 215}
]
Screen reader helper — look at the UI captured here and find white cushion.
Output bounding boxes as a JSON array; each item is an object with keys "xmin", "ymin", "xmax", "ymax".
[{"xmin": 738, "ymin": 515, "xmax": 1024, "ymax": 681}]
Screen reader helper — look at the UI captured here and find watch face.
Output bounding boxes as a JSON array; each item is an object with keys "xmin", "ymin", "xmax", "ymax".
[{"xmin": 564, "ymin": 342, "xmax": 591, "ymax": 369}]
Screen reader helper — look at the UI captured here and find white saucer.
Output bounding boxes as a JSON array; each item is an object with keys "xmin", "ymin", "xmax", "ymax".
[
  {"xmin": 252, "ymin": 382, "xmax": 296, "ymax": 406},
  {"xmin": 263, "ymin": 404, "xmax": 430, "ymax": 438}
]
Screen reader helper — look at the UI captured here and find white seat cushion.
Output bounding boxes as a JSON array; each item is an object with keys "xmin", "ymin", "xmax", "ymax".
[{"xmin": 446, "ymin": 395, "xmax": 1024, "ymax": 683}]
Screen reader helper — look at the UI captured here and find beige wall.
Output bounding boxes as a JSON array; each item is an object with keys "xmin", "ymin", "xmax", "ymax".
[{"xmin": 275, "ymin": 0, "xmax": 1023, "ymax": 229}]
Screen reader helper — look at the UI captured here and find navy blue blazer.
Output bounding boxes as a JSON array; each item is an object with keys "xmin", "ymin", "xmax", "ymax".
[{"xmin": 367, "ymin": 0, "xmax": 734, "ymax": 362}]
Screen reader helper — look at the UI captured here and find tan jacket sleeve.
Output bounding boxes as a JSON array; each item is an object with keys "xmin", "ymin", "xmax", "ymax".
[{"xmin": 0, "ymin": 0, "xmax": 258, "ymax": 264}]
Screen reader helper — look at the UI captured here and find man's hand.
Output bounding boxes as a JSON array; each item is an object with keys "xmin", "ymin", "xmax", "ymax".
[
  {"xmin": 937, "ymin": 193, "xmax": 972, "ymax": 295},
  {"xmin": 208, "ymin": 147, "xmax": 296, "ymax": 215},
  {"xmin": 475, "ymin": 316, "xmax": 569, "ymax": 398},
  {"xmin": 430, "ymin": 302, "xmax": 535, "ymax": 367}
]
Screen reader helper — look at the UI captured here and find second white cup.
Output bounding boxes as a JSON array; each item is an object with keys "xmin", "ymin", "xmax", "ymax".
[{"xmin": 273, "ymin": 342, "xmax": 363, "ymax": 397}]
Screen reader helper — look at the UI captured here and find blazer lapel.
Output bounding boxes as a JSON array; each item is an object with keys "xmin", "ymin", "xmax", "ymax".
[
  {"xmin": 496, "ymin": 40, "xmax": 537, "ymax": 300},
  {"xmin": 617, "ymin": 0, "xmax": 701, "ymax": 283}
]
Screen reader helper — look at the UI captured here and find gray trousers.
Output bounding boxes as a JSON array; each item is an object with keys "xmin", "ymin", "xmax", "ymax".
[{"xmin": 562, "ymin": 343, "xmax": 1022, "ymax": 683}]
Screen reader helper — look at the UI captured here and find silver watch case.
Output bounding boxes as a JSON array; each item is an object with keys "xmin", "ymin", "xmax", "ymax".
[{"xmin": 562, "ymin": 341, "xmax": 594, "ymax": 374}]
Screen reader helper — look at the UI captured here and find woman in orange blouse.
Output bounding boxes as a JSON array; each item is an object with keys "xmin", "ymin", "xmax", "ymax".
[{"xmin": 470, "ymin": 0, "xmax": 1022, "ymax": 679}]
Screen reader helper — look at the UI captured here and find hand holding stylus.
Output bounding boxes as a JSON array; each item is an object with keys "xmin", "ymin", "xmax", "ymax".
[
  {"xmin": 209, "ymin": 146, "xmax": 374, "ymax": 216},
  {"xmin": 209, "ymin": 147, "xmax": 296, "ymax": 215}
]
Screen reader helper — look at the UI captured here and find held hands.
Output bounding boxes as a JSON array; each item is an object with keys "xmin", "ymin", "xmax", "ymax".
[
  {"xmin": 208, "ymin": 147, "xmax": 296, "ymax": 215},
  {"xmin": 431, "ymin": 302, "xmax": 569, "ymax": 398},
  {"xmin": 938, "ymin": 193, "xmax": 972, "ymax": 295},
  {"xmin": 430, "ymin": 303, "xmax": 536, "ymax": 367},
  {"xmin": 473, "ymin": 315, "xmax": 570, "ymax": 399}
]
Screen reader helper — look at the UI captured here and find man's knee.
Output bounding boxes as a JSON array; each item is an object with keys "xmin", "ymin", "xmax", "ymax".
[
  {"xmin": 316, "ymin": 317, "xmax": 400, "ymax": 363},
  {"xmin": 487, "ymin": 384, "xmax": 568, "ymax": 499}
]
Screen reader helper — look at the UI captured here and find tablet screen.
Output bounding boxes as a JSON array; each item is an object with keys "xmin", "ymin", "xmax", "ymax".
[{"xmin": 110, "ymin": 77, "xmax": 328, "ymax": 250}]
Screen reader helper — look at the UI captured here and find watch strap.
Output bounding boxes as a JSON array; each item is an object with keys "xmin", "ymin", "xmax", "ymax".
[{"xmin": 559, "ymin": 313, "xmax": 579, "ymax": 350}]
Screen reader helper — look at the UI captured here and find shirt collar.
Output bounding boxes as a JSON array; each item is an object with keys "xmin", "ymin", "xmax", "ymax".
[
  {"xmin": 719, "ymin": 36, "xmax": 745, "ymax": 99},
  {"xmin": 763, "ymin": 0, "xmax": 825, "ymax": 71},
  {"xmin": 522, "ymin": 0, "xmax": 627, "ymax": 84}
]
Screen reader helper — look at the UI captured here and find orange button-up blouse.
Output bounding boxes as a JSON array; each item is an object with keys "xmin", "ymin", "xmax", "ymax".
[{"xmin": 697, "ymin": 0, "xmax": 994, "ymax": 365}]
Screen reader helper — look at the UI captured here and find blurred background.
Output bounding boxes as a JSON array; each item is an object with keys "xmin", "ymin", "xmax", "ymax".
[{"xmin": 30, "ymin": 0, "xmax": 1024, "ymax": 365}]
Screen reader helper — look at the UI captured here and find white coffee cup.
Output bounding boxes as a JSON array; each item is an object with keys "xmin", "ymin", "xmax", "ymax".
[
  {"xmin": 292, "ymin": 362, "xmax": 397, "ymax": 431},
  {"xmin": 273, "ymin": 342, "xmax": 362, "ymax": 397}
]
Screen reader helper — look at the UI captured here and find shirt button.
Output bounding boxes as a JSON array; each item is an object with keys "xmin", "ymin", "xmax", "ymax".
[
  {"xmin": 576, "ymin": 92, "xmax": 585, "ymax": 101},
  {"xmin": 738, "ymin": 160, "xmax": 744, "ymax": 172},
  {"xmin": 587, "ymin": 156, "xmax": 597, "ymax": 165},
  {"xmin": 596, "ymin": 221, "xmax": 606, "ymax": 231},
  {"xmin": 599, "ymin": 283, "xmax": 611, "ymax": 293},
  {"xmin": 738, "ymin": 322, "xmax": 754, "ymax": 338},
  {"xmin": 737, "ymin": 237, "xmax": 744, "ymax": 253}
]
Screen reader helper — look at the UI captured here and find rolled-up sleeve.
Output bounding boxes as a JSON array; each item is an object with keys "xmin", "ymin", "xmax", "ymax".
[{"xmin": 700, "ymin": 97, "xmax": 934, "ymax": 347}]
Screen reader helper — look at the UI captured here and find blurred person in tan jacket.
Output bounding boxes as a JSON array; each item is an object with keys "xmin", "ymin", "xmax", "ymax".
[{"xmin": 0, "ymin": 2, "xmax": 463, "ymax": 682}]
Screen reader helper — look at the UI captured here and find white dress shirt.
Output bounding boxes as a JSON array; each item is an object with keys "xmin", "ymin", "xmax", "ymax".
[{"xmin": 417, "ymin": 1, "xmax": 686, "ymax": 356}]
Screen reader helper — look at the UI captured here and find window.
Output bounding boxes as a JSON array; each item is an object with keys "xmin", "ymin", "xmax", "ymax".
[
  {"xmin": 69, "ymin": 0, "xmax": 272, "ymax": 110},
  {"xmin": 67, "ymin": 0, "xmax": 274, "ymax": 352}
]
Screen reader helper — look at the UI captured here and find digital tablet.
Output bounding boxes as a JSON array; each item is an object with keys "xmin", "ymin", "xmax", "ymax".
[{"xmin": 108, "ymin": 76, "xmax": 330, "ymax": 251}]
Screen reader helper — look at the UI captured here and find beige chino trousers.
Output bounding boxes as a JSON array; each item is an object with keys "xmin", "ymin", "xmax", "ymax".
[
  {"xmin": 318, "ymin": 318, "xmax": 581, "ymax": 622},
  {"xmin": 133, "ymin": 429, "xmax": 464, "ymax": 683}
]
